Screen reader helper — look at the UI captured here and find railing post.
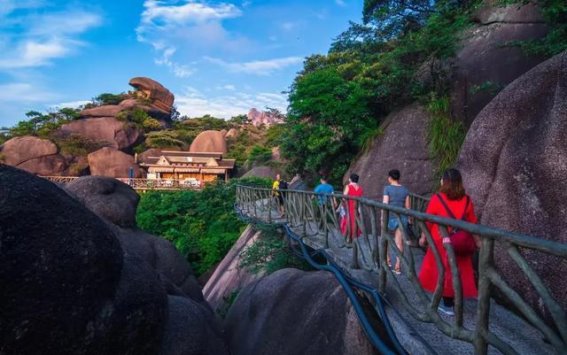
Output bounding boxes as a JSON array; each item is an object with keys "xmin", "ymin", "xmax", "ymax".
[
  {"xmin": 379, "ymin": 208, "xmax": 388, "ymax": 293},
  {"xmin": 474, "ymin": 237, "xmax": 494, "ymax": 355}
]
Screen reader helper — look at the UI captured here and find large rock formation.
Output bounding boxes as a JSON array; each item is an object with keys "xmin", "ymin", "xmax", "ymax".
[
  {"xmin": 346, "ymin": 104, "xmax": 437, "ymax": 197},
  {"xmin": 450, "ymin": 2, "xmax": 548, "ymax": 126},
  {"xmin": 0, "ymin": 165, "xmax": 228, "ymax": 354},
  {"xmin": 0, "ymin": 136, "xmax": 67, "ymax": 175},
  {"xmin": 0, "ymin": 165, "xmax": 163, "ymax": 354},
  {"xmin": 129, "ymin": 77, "xmax": 175, "ymax": 117},
  {"xmin": 247, "ymin": 108, "xmax": 284, "ymax": 127},
  {"xmin": 59, "ymin": 117, "xmax": 142, "ymax": 151},
  {"xmin": 203, "ymin": 226, "xmax": 264, "ymax": 312},
  {"xmin": 225, "ymin": 268, "xmax": 375, "ymax": 355},
  {"xmin": 88, "ymin": 147, "xmax": 141, "ymax": 178},
  {"xmin": 189, "ymin": 130, "xmax": 227, "ymax": 153},
  {"xmin": 66, "ymin": 176, "xmax": 205, "ymax": 303},
  {"xmin": 242, "ymin": 166, "xmax": 277, "ymax": 179},
  {"xmin": 458, "ymin": 51, "xmax": 567, "ymax": 318},
  {"xmin": 66, "ymin": 176, "xmax": 140, "ymax": 228}
]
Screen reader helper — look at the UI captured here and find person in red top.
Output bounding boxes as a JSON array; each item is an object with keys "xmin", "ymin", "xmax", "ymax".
[
  {"xmin": 340, "ymin": 173, "xmax": 364, "ymax": 242},
  {"xmin": 418, "ymin": 168, "xmax": 479, "ymax": 316}
]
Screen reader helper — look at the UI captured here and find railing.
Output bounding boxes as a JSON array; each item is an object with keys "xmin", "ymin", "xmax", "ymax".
[
  {"xmin": 235, "ymin": 185, "xmax": 567, "ymax": 354},
  {"xmin": 40, "ymin": 176, "xmax": 203, "ymax": 190}
]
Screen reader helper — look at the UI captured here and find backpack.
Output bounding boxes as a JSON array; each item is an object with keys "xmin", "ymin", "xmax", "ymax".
[{"xmin": 279, "ymin": 180, "xmax": 288, "ymax": 190}]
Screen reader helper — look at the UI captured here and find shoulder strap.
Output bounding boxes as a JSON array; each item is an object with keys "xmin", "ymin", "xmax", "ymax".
[{"xmin": 436, "ymin": 193, "xmax": 469, "ymax": 221}]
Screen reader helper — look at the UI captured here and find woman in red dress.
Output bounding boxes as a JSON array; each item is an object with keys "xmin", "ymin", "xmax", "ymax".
[
  {"xmin": 341, "ymin": 173, "xmax": 364, "ymax": 242},
  {"xmin": 418, "ymin": 168, "xmax": 479, "ymax": 316}
]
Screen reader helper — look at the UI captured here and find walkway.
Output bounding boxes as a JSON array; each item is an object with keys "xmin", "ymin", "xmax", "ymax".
[{"xmin": 235, "ymin": 185, "xmax": 567, "ymax": 355}]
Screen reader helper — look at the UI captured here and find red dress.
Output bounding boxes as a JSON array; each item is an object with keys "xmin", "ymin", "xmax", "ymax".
[
  {"xmin": 418, "ymin": 193, "xmax": 478, "ymax": 298},
  {"xmin": 341, "ymin": 183, "xmax": 364, "ymax": 239}
]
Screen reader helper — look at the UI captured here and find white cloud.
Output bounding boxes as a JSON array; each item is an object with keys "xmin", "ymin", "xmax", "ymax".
[
  {"xmin": 204, "ymin": 56, "xmax": 302, "ymax": 75},
  {"xmin": 217, "ymin": 84, "xmax": 235, "ymax": 90},
  {"xmin": 50, "ymin": 100, "xmax": 91, "ymax": 109},
  {"xmin": 335, "ymin": 0, "xmax": 347, "ymax": 7},
  {"xmin": 137, "ymin": 0, "xmax": 248, "ymax": 77},
  {"xmin": 175, "ymin": 86, "xmax": 288, "ymax": 119},
  {"xmin": 139, "ymin": 0, "xmax": 241, "ymax": 26},
  {"xmin": 280, "ymin": 22, "xmax": 298, "ymax": 31},
  {"xmin": 0, "ymin": 9, "xmax": 102, "ymax": 70},
  {"xmin": 0, "ymin": 83, "xmax": 60, "ymax": 102}
]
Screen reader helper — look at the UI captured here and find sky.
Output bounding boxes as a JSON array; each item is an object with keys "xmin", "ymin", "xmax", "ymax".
[{"xmin": 0, "ymin": 0, "xmax": 363, "ymax": 128}]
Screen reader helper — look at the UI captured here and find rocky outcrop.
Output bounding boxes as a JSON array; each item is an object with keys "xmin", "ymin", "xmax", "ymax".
[
  {"xmin": 59, "ymin": 117, "xmax": 142, "ymax": 151},
  {"xmin": 225, "ymin": 128, "xmax": 239, "ymax": 139},
  {"xmin": 66, "ymin": 176, "xmax": 205, "ymax": 303},
  {"xmin": 88, "ymin": 147, "xmax": 141, "ymax": 178},
  {"xmin": 242, "ymin": 166, "xmax": 277, "ymax": 179},
  {"xmin": 247, "ymin": 108, "xmax": 284, "ymax": 127},
  {"xmin": 458, "ymin": 51, "xmax": 567, "ymax": 317},
  {"xmin": 450, "ymin": 2, "xmax": 548, "ymax": 126},
  {"xmin": 66, "ymin": 176, "xmax": 140, "ymax": 228},
  {"xmin": 346, "ymin": 104, "xmax": 437, "ymax": 197},
  {"xmin": 80, "ymin": 104, "xmax": 123, "ymax": 118},
  {"xmin": 129, "ymin": 77, "xmax": 175, "ymax": 117},
  {"xmin": 0, "ymin": 166, "xmax": 228, "ymax": 354},
  {"xmin": 189, "ymin": 130, "xmax": 227, "ymax": 153},
  {"xmin": 0, "ymin": 136, "xmax": 67, "ymax": 175},
  {"xmin": 203, "ymin": 226, "xmax": 264, "ymax": 312},
  {"xmin": 0, "ymin": 165, "xmax": 161, "ymax": 354},
  {"xmin": 225, "ymin": 268, "xmax": 375, "ymax": 355}
]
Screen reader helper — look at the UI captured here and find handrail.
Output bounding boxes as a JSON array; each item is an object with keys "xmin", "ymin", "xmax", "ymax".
[
  {"xmin": 235, "ymin": 185, "xmax": 567, "ymax": 354},
  {"xmin": 40, "ymin": 176, "xmax": 204, "ymax": 190}
]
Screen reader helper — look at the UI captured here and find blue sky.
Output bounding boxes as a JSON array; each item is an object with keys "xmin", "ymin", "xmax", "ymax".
[{"xmin": 0, "ymin": 0, "xmax": 363, "ymax": 127}]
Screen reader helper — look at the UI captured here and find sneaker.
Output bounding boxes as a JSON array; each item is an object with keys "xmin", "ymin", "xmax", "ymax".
[{"xmin": 438, "ymin": 304, "xmax": 455, "ymax": 316}]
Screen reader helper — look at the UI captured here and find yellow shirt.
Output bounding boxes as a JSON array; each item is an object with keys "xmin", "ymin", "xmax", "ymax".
[{"xmin": 272, "ymin": 180, "xmax": 280, "ymax": 196}]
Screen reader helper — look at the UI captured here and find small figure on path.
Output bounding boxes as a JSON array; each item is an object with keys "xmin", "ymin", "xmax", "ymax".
[
  {"xmin": 418, "ymin": 168, "xmax": 479, "ymax": 316},
  {"xmin": 314, "ymin": 175, "xmax": 335, "ymax": 229},
  {"xmin": 382, "ymin": 169, "xmax": 410, "ymax": 275},
  {"xmin": 272, "ymin": 173, "xmax": 286, "ymax": 216},
  {"xmin": 341, "ymin": 173, "xmax": 363, "ymax": 243}
]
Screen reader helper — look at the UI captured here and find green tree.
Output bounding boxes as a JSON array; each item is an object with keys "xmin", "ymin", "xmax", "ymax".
[{"xmin": 95, "ymin": 92, "xmax": 125, "ymax": 105}]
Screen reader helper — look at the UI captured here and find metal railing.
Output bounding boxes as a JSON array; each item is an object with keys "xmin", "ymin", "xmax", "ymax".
[
  {"xmin": 235, "ymin": 185, "xmax": 567, "ymax": 354},
  {"xmin": 40, "ymin": 176, "xmax": 203, "ymax": 190}
]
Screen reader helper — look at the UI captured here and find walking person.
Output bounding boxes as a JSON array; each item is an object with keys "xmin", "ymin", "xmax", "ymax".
[
  {"xmin": 341, "ymin": 173, "xmax": 363, "ymax": 243},
  {"xmin": 314, "ymin": 175, "xmax": 336, "ymax": 230},
  {"xmin": 418, "ymin": 168, "xmax": 480, "ymax": 316},
  {"xmin": 272, "ymin": 173, "xmax": 285, "ymax": 217},
  {"xmin": 382, "ymin": 169, "xmax": 411, "ymax": 275}
]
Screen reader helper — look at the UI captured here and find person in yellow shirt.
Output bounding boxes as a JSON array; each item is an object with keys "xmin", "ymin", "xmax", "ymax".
[{"xmin": 272, "ymin": 173, "xmax": 285, "ymax": 216}]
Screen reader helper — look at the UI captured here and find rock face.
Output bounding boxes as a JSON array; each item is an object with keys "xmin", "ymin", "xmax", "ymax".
[
  {"xmin": 129, "ymin": 77, "xmax": 175, "ymax": 117},
  {"xmin": 247, "ymin": 108, "xmax": 284, "ymax": 127},
  {"xmin": 225, "ymin": 268, "xmax": 375, "ymax": 355},
  {"xmin": 346, "ymin": 103, "xmax": 437, "ymax": 197},
  {"xmin": 203, "ymin": 226, "xmax": 264, "ymax": 312},
  {"xmin": 66, "ymin": 176, "xmax": 205, "ymax": 303},
  {"xmin": 0, "ymin": 164, "xmax": 165, "ymax": 354},
  {"xmin": 80, "ymin": 104, "xmax": 123, "ymax": 118},
  {"xmin": 0, "ymin": 136, "xmax": 67, "ymax": 175},
  {"xmin": 241, "ymin": 166, "xmax": 277, "ymax": 179},
  {"xmin": 451, "ymin": 2, "xmax": 548, "ymax": 126},
  {"xmin": 458, "ymin": 51, "xmax": 567, "ymax": 317},
  {"xmin": 0, "ymin": 166, "xmax": 228, "ymax": 354},
  {"xmin": 88, "ymin": 147, "xmax": 141, "ymax": 178},
  {"xmin": 189, "ymin": 130, "xmax": 227, "ymax": 153},
  {"xmin": 59, "ymin": 117, "xmax": 142, "ymax": 151},
  {"xmin": 66, "ymin": 176, "xmax": 140, "ymax": 228},
  {"xmin": 225, "ymin": 128, "xmax": 239, "ymax": 139}
]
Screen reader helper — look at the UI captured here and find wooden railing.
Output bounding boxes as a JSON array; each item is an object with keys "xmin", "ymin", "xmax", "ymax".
[
  {"xmin": 40, "ymin": 176, "xmax": 203, "ymax": 190},
  {"xmin": 235, "ymin": 185, "xmax": 567, "ymax": 354}
]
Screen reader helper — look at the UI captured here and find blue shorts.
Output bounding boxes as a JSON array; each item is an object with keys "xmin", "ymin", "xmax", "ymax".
[{"xmin": 388, "ymin": 215, "xmax": 408, "ymax": 231}]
